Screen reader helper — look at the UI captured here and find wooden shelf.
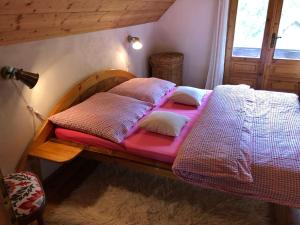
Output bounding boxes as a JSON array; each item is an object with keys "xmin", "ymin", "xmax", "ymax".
[{"xmin": 29, "ymin": 141, "xmax": 83, "ymax": 163}]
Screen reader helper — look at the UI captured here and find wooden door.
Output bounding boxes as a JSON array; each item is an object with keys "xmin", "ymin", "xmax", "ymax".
[
  {"xmin": 224, "ymin": 0, "xmax": 300, "ymax": 94},
  {"xmin": 262, "ymin": 0, "xmax": 300, "ymax": 92}
]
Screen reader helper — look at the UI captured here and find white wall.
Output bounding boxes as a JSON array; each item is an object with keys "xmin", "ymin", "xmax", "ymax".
[
  {"xmin": 153, "ymin": 0, "xmax": 217, "ymax": 88},
  {"xmin": 0, "ymin": 23, "xmax": 155, "ymax": 175}
]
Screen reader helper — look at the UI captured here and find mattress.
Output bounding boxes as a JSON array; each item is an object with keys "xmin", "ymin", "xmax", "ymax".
[
  {"xmin": 55, "ymin": 90, "xmax": 212, "ymax": 164},
  {"xmin": 55, "ymin": 128, "xmax": 126, "ymax": 152}
]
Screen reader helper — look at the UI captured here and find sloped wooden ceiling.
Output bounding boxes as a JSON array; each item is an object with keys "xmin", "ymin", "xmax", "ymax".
[{"xmin": 0, "ymin": 0, "xmax": 175, "ymax": 46}]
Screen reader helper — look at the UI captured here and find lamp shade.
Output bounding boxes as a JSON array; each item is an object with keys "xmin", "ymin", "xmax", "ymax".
[
  {"xmin": 128, "ymin": 35, "xmax": 143, "ymax": 50},
  {"xmin": 132, "ymin": 40, "xmax": 143, "ymax": 50},
  {"xmin": 1, "ymin": 66, "xmax": 39, "ymax": 89},
  {"xmin": 16, "ymin": 70, "xmax": 39, "ymax": 89}
]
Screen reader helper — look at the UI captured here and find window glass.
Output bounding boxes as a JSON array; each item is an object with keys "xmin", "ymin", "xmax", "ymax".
[
  {"xmin": 274, "ymin": 0, "xmax": 300, "ymax": 60},
  {"xmin": 232, "ymin": 0, "xmax": 269, "ymax": 58}
]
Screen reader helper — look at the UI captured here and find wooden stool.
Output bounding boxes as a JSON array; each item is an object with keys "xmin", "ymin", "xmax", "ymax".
[{"xmin": 1, "ymin": 171, "xmax": 46, "ymax": 225}]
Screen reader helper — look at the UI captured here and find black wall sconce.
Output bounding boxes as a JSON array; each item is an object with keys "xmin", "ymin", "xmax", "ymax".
[{"xmin": 1, "ymin": 66, "xmax": 39, "ymax": 89}]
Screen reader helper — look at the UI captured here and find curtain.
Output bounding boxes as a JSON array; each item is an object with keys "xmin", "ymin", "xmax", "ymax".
[{"xmin": 205, "ymin": 0, "xmax": 230, "ymax": 89}]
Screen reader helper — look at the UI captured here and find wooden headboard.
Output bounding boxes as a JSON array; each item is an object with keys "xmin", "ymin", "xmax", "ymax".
[{"xmin": 17, "ymin": 69, "xmax": 135, "ymax": 171}]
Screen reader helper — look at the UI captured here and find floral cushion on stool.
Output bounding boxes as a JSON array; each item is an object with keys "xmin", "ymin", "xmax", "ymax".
[{"xmin": 4, "ymin": 172, "xmax": 45, "ymax": 218}]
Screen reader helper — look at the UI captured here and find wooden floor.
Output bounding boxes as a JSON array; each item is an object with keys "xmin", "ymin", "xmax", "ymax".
[{"xmin": 37, "ymin": 157, "xmax": 300, "ymax": 225}]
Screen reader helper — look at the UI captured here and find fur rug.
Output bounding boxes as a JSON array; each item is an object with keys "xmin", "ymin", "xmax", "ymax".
[{"xmin": 45, "ymin": 163, "xmax": 271, "ymax": 225}]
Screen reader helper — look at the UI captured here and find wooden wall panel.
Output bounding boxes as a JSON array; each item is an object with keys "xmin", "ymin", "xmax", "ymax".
[
  {"xmin": 0, "ymin": 0, "xmax": 175, "ymax": 13},
  {"xmin": 231, "ymin": 61, "xmax": 259, "ymax": 74},
  {"xmin": 270, "ymin": 64, "xmax": 300, "ymax": 80},
  {"xmin": 226, "ymin": 57, "xmax": 260, "ymax": 88},
  {"xmin": 0, "ymin": 0, "xmax": 175, "ymax": 45},
  {"xmin": 267, "ymin": 80, "xmax": 300, "ymax": 93},
  {"xmin": 266, "ymin": 60, "xmax": 300, "ymax": 93}
]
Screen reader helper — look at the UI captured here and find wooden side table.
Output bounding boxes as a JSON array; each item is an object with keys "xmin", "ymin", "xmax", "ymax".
[{"xmin": 150, "ymin": 52, "xmax": 184, "ymax": 85}]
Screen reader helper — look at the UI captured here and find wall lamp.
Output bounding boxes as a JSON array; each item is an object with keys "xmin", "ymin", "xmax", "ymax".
[
  {"xmin": 1, "ymin": 66, "xmax": 39, "ymax": 89},
  {"xmin": 128, "ymin": 35, "xmax": 143, "ymax": 50}
]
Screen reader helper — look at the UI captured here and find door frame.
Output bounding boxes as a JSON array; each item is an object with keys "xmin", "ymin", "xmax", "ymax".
[{"xmin": 224, "ymin": 0, "xmax": 300, "ymax": 93}]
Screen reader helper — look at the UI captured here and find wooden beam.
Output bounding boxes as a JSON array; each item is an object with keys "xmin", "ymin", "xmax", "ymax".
[
  {"xmin": 0, "ymin": 10, "xmax": 163, "ymax": 45},
  {"xmin": 51, "ymin": 138, "xmax": 173, "ymax": 172},
  {"xmin": 0, "ymin": 0, "xmax": 175, "ymax": 14},
  {"xmin": 0, "ymin": 0, "xmax": 175, "ymax": 46},
  {"xmin": 81, "ymin": 151, "xmax": 176, "ymax": 180}
]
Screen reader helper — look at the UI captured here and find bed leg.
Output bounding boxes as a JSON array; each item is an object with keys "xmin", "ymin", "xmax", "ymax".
[{"xmin": 271, "ymin": 203, "xmax": 293, "ymax": 225}]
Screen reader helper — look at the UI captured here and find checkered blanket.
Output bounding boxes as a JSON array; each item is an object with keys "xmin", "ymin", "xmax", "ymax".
[{"xmin": 173, "ymin": 85, "xmax": 300, "ymax": 207}]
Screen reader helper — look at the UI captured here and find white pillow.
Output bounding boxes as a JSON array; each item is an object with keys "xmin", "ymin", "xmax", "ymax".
[
  {"xmin": 170, "ymin": 86, "xmax": 206, "ymax": 106},
  {"xmin": 139, "ymin": 111, "xmax": 190, "ymax": 137}
]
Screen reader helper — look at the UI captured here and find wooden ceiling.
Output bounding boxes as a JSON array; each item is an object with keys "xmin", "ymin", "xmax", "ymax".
[{"xmin": 0, "ymin": 0, "xmax": 175, "ymax": 46}]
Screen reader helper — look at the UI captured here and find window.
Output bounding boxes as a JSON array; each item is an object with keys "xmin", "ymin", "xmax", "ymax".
[
  {"xmin": 224, "ymin": 0, "xmax": 300, "ymax": 93},
  {"xmin": 232, "ymin": 0, "xmax": 269, "ymax": 58},
  {"xmin": 274, "ymin": 0, "xmax": 300, "ymax": 60}
]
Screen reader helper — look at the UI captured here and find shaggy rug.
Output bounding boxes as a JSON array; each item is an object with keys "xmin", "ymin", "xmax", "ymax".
[{"xmin": 45, "ymin": 163, "xmax": 271, "ymax": 225}]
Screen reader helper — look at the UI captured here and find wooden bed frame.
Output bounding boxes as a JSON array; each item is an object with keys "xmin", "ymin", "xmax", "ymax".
[
  {"xmin": 17, "ymin": 69, "xmax": 295, "ymax": 225},
  {"xmin": 17, "ymin": 69, "xmax": 175, "ymax": 179}
]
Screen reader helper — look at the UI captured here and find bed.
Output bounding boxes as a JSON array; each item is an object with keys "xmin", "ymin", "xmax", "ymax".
[
  {"xmin": 20, "ymin": 70, "xmax": 179, "ymax": 178},
  {"xmin": 19, "ymin": 69, "xmax": 300, "ymax": 225}
]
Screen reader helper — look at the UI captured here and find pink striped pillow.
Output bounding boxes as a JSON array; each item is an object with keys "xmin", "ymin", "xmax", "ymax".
[
  {"xmin": 108, "ymin": 78, "xmax": 176, "ymax": 105},
  {"xmin": 49, "ymin": 92, "xmax": 152, "ymax": 143}
]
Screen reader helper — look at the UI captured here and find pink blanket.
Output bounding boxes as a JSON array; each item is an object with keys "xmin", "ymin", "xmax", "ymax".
[
  {"xmin": 173, "ymin": 85, "xmax": 254, "ymax": 183},
  {"xmin": 173, "ymin": 85, "xmax": 300, "ymax": 207}
]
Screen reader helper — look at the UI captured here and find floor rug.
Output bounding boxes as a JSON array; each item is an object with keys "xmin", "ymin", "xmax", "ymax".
[{"xmin": 45, "ymin": 163, "xmax": 271, "ymax": 225}]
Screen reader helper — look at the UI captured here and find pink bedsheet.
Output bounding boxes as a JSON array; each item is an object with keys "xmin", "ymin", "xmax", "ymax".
[
  {"xmin": 123, "ymin": 97, "xmax": 211, "ymax": 163},
  {"xmin": 55, "ymin": 90, "xmax": 212, "ymax": 163},
  {"xmin": 55, "ymin": 128, "xmax": 126, "ymax": 152}
]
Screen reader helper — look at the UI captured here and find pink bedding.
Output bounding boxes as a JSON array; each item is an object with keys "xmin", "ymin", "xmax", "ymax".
[
  {"xmin": 55, "ymin": 90, "xmax": 212, "ymax": 164},
  {"xmin": 123, "ymin": 93, "xmax": 211, "ymax": 163},
  {"xmin": 55, "ymin": 128, "xmax": 126, "ymax": 152},
  {"xmin": 49, "ymin": 92, "xmax": 152, "ymax": 143},
  {"xmin": 173, "ymin": 85, "xmax": 300, "ymax": 208},
  {"xmin": 54, "ymin": 85, "xmax": 300, "ymax": 208},
  {"xmin": 173, "ymin": 85, "xmax": 254, "ymax": 183}
]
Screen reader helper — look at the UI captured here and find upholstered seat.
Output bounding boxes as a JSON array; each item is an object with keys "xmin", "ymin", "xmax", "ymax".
[
  {"xmin": 4, "ymin": 172, "xmax": 45, "ymax": 218},
  {"xmin": 1, "ymin": 171, "xmax": 45, "ymax": 225}
]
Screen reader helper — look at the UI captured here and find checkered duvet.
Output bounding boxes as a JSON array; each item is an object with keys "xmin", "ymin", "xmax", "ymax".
[{"xmin": 173, "ymin": 85, "xmax": 300, "ymax": 207}]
